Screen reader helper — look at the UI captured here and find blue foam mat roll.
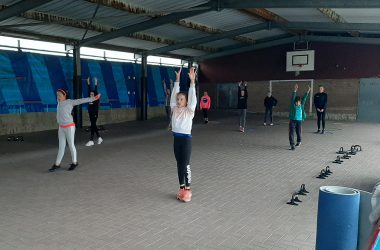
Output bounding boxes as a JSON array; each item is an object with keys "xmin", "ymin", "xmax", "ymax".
[{"xmin": 316, "ymin": 186, "xmax": 360, "ymax": 250}]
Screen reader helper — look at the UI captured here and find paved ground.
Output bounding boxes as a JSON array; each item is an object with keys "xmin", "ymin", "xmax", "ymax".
[{"xmin": 0, "ymin": 111, "xmax": 379, "ymax": 250}]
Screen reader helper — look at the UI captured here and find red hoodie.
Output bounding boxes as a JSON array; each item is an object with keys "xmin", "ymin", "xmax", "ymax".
[{"xmin": 200, "ymin": 95, "xmax": 211, "ymax": 110}]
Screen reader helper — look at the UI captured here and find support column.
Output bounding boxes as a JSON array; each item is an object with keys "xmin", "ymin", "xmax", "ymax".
[
  {"xmin": 73, "ymin": 45, "xmax": 82, "ymax": 128},
  {"xmin": 140, "ymin": 55, "xmax": 148, "ymax": 120}
]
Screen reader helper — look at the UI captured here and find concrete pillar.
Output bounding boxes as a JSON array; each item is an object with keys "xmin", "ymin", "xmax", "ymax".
[
  {"xmin": 140, "ymin": 55, "xmax": 148, "ymax": 120},
  {"xmin": 73, "ymin": 45, "xmax": 82, "ymax": 128}
]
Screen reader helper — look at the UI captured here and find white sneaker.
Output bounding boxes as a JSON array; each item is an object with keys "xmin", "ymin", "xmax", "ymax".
[
  {"xmin": 263, "ymin": 123, "xmax": 267, "ymax": 126},
  {"xmin": 270, "ymin": 123, "xmax": 274, "ymax": 126},
  {"xmin": 85, "ymin": 140, "xmax": 94, "ymax": 147},
  {"xmin": 97, "ymin": 137, "xmax": 103, "ymax": 145}
]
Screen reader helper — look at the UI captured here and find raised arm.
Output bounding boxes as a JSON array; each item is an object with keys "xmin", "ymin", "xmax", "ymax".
[
  {"xmin": 170, "ymin": 68, "xmax": 181, "ymax": 109},
  {"xmin": 291, "ymin": 84, "xmax": 298, "ymax": 103},
  {"xmin": 87, "ymin": 77, "xmax": 91, "ymax": 96},
  {"xmin": 94, "ymin": 77, "xmax": 98, "ymax": 95},
  {"xmin": 302, "ymin": 86, "xmax": 311, "ymax": 105},
  {"xmin": 70, "ymin": 94, "xmax": 100, "ymax": 106},
  {"xmin": 187, "ymin": 67, "xmax": 197, "ymax": 112}
]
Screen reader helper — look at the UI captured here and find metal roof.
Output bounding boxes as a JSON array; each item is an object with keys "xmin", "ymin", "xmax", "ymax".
[
  {"xmin": 331, "ymin": 8, "xmax": 380, "ymax": 23},
  {"xmin": 0, "ymin": 0, "xmax": 380, "ymax": 61},
  {"xmin": 185, "ymin": 9, "xmax": 262, "ymax": 31},
  {"xmin": 267, "ymin": 8, "xmax": 333, "ymax": 22}
]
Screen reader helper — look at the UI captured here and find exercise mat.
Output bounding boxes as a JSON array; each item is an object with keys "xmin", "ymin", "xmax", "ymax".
[{"xmin": 316, "ymin": 186, "xmax": 360, "ymax": 250}]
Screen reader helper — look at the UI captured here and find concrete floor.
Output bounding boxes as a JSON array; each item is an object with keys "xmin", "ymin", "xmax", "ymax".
[{"xmin": 0, "ymin": 111, "xmax": 379, "ymax": 250}]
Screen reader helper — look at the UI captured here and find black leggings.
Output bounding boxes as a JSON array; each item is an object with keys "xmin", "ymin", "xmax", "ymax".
[
  {"xmin": 173, "ymin": 136, "xmax": 192, "ymax": 187},
  {"xmin": 316, "ymin": 110, "xmax": 326, "ymax": 130},
  {"xmin": 202, "ymin": 109, "xmax": 208, "ymax": 119},
  {"xmin": 89, "ymin": 114, "xmax": 100, "ymax": 140}
]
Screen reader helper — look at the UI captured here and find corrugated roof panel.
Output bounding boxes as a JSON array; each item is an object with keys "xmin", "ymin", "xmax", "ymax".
[
  {"xmin": 114, "ymin": 0, "xmax": 209, "ymax": 12},
  {"xmin": 0, "ymin": 16, "xmax": 40, "ymax": 26},
  {"xmin": 332, "ymin": 9, "xmax": 380, "ymax": 23},
  {"xmin": 142, "ymin": 23, "xmax": 208, "ymax": 41},
  {"xmin": 268, "ymin": 8, "xmax": 333, "ymax": 22},
  {"xmin": 201, "ymin": 39, "xmax": 241, "ymax": 49},
  {"xmin": 169, "ymin": 48, "xmax": 207, "ymax": 57},
  {"xmin": 104, "ymin": 37, "xmax": 164, "ymax": 50},
  {"xmin": 15, "ymin": 24, "xmax": 100, "ymax": 40},
  {"xmin": 35, "ymin": 0, "xmax": 150, "ymax": 29},
  {"xmin": 186, "ymin": 9, "xmax": 262, "ymax": 31},
  {"xmin": 0, "ymin": 0, "xmax": 22, "ymax": 5},
  {"xmin": 242, "ymin": 28, "xmax": 286, "ymax": 40}
]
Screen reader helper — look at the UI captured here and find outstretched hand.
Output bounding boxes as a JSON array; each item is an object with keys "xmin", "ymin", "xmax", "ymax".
[
  {"xmin": 294, "ymin": 84, "xmax": 298, "ymax": 91},
  {"xmin": 94, "ymin": 77, "xmax": 98, "ymax": 86},
  {"xmin": 244, "ymin": 81, "xmax": 247, "ymax": 87},
  {"xmin": 94, "ymin": 94, "xmax": 101, "ymax": 101},
  {"xmin": 87, "ymin": 77, "xmax": 90, "ymax": 85},
  {"xmin": 175, "ymin": 68, "xmax": 182, "ymax": 82},
  {"xmin": 238, "ymin": 81, "xmax": 242, "ymax": 86},
  {"xmin": 188, "ymin": 67, "xmax": 197, "ymax": 84}
]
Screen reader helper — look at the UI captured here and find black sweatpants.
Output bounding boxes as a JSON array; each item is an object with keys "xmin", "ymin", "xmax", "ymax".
[
  {"xmin": 289, "ymin": 120, "xmax": 302, "ymax": 146},
  {"xmin": 173, "ymin": 136, "xmax": 192, "ymax": 187},
  {"xmin": 264, "ymin": 107, "xmax": 273, "ymax": 123},
  {"xmin": 202, "ymin": 108, "xmax": 208, "ymax": 119},
  {"xmin": 316, "ymin": 110, "xmax": 326, "ymax": 130},
  {"xmin": 89, "ymin": 113, "xmax": 100, "ymax": 140}
]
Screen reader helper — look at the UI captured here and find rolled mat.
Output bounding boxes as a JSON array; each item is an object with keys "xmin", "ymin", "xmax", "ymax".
[
  {"xmin": 358, "ymin": 191, "xmax": 373, "ymax": 250},
  {"xmin": 316, "ymin": 186, "xmax": 360, "ymax": 250}
]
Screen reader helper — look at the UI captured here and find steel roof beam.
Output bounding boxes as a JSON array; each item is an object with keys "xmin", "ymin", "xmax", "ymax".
[{"xmin": 219, "ymin": 0, "xmax": 380, "ymax": 8}]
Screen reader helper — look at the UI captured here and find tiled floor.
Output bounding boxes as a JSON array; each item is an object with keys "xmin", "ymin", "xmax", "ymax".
[{"xmin": 0, "ymin": 112, "xmax": 378, "ymax": 249}]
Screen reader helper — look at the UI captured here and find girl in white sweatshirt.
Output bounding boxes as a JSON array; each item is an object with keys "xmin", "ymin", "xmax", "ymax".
[
  {"xmin": 49, "ymin": 89, "xmax": 100, "ymax": 172},
  {"xmin": 171, "ymin": 67, "xmax": 197, "ymax": 202}
]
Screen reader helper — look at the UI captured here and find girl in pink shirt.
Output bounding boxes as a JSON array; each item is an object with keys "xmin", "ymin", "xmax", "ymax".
[{"xmin": 200, "ymin": 91, "xmax": 211, "ymax": 124}]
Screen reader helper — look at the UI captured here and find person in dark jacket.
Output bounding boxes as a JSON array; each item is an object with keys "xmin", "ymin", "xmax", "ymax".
[
  {"xmin": 314, "ymin": 85, "xmax": 328, "ymax": 134},
  {"xmin": 264, "ymin": 92, "xmax": 278, "ymax": 126},
  {"xmin": 85, "ymin": 77, "xmax": 103, "ymax": 146},
  {"xmin": 238, "ymin": 81, "xmax": 248, "ymax": 133}
]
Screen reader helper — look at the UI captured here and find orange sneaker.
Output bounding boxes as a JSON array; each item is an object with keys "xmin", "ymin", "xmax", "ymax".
[
  {"xmin": 182, "ymin": 189, "xmax": 192, "ymax": 202},
  {"xmin": 176, "ymin": 188, "xmax": 185, "ymax": 201}
]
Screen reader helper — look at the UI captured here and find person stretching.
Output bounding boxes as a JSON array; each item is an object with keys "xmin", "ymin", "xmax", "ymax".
[
  {"xmin": 171, "ymin": 67, "xmax": 197, "ymax": 202},
  {"xmin": 49, "ymin": 89, "xmax": 100, "ymax": 172},
  {"xmin": 85, "ymin": 77, "xmax": 103, "ymax": 146}
]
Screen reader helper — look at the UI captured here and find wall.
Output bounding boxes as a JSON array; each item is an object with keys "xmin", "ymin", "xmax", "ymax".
[
  {"xmin": 199, "ymin": 42, "xmax": 380, "ymax": 83},
  {"xmin": 0, "ymin": 107, "xmax": 166, "ymax": 135},
  {"xmin": 0, "ymin": 50, "xmax": 185, "ymax": 134},
  {"xmin": 199, "ymin": 42, "xmax": 379, "ymax": 120}
]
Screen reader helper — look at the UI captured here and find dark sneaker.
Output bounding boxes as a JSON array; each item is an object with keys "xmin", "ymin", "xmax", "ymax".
[
  {"xmin": 289, "ymin": 146, "xmax": 295, "ymax": 150},
  {"xmin": 295, "ymin": 142, "xmax": 301, "ymax": 147},
  {"xmin": 49, "ymin": 164, "xmax": 60, "ymax": 172},
  {"xmin": 315, "ymin": 130, "xmax": 321, "ymax": 134},
  {"xmin": 68, "ymin": 163, "xmax": 78, "ymax": 171},
  {"xmin": 321, "ymin": 130, "xmax": 325, "ymax": 134}
]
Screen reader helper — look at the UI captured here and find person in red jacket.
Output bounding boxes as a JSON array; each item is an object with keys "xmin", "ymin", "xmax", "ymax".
[{"xmin": 200, "ymin": 91, "xmax": 211, "ymax": 124}]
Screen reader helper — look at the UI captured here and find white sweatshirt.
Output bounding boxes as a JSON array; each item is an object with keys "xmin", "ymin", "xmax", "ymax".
[
  {"xmin": 170, "ymin": 81, "xmax": 197, "ymax": 135},
  {"xmin": 370, "ymin": 182, "xmax": 380, "ymax": 225}
]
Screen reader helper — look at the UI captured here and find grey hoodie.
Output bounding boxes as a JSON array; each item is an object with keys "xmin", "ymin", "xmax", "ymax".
[{"xmin": 57, "ymin": 97, "xmax": 95, "ymax": 126}]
